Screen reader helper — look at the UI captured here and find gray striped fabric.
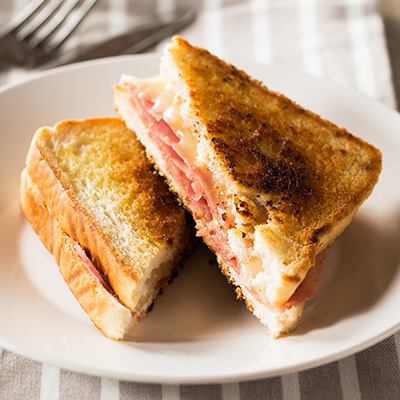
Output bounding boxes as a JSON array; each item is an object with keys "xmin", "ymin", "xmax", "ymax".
[{"xmin": 0, "ymin": 0, "xmax": 398, "ymax": 399}]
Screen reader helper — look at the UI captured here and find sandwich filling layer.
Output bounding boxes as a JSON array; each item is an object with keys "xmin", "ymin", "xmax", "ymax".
[
  {"xmin": 122, "ymin": 75, "xmax": 329, "ymax": 313},
  {"xmin": 73, "ymin": 242, "xmax": 115, "ymax": 294}
]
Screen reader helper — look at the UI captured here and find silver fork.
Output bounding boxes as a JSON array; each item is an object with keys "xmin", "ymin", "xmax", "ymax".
[{"xmin": 0, "ymin": 0, "xmax": 97, "ymax": 67}]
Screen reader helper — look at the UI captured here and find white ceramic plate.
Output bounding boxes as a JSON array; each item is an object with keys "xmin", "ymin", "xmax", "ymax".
[{"xmin": 1, "ymin": 55, "xmax": 400, "ymax": 384}]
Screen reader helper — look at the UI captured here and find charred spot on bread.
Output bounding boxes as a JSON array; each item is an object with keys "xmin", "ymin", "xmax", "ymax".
[
  {"xmin": 234, "ymin": 196, "xmax": 253, "ymax": 218},
  {"xmin": 209, "ymin": 131, "xmax": 319, "ymax": 213}
]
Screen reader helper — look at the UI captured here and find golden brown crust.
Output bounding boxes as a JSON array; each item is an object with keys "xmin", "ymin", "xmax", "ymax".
[
  {"xmin": 168, "ymin": 36, "xmax": 382, "ymax": 249},
  {"xmin": 34, "ymin": 117, "xmax": 185, "ymax": 247}
]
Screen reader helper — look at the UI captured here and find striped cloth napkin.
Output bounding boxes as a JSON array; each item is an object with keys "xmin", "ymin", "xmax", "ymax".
[{"xmin": 1, "ymin": 0, "xmax": 399, "ymax": 399}]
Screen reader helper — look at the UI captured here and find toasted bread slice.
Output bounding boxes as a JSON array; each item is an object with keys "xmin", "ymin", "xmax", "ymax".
[
  {"xmin": 114, "ymin": 36, "xmax": 382, "ymax": 337},
  {"xmin": 20, "ymin": 117, "xmax": 193, "ymax": 340}
]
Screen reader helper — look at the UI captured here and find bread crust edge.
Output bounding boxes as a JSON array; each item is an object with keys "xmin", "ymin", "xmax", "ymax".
[{"xmin": 21, "ymin": 169, "xmax": 135, "ymax": 340}]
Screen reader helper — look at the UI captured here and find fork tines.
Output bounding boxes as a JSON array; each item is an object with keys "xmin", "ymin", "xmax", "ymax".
[{"xmin": 1, "ymin": 0, "xmax": 97, "ymax": 60}]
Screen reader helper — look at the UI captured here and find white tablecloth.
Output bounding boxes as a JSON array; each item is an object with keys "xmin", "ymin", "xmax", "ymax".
[{"xmin": 1, "ymin": 0, "xmax": 399, "ymax": 398}]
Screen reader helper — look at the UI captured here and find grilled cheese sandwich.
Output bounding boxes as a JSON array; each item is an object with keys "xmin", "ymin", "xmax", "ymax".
[
  {"xmin": 115, "ymin": 36, "xmax": 382, "ymax": 336},
  {"xmin": 20, "ymin": 117, "xmax": 194, "ymax": 340}
]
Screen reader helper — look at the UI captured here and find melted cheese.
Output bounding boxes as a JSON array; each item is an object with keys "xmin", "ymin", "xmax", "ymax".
[{"xmin": 124, "ymin": 73, "xmax": 198, "ymax": 164}]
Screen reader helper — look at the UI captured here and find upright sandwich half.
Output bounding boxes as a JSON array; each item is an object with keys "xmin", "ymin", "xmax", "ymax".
[
  {"xmin": 20, "ymin": 117, "xmax": 193, "ymax": 340},
  {"xmin": 115, "ymin": 36, "xmax": 382, "ymax": 337}
]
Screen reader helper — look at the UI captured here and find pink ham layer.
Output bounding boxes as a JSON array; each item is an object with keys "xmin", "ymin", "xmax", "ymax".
[
  {"xmin": 126, "ymin": 83, "xmax": 328, "ymax": 310},
  {"xmin": 73, "ymin": 242, "xmax": 114, "ymax": 294}
]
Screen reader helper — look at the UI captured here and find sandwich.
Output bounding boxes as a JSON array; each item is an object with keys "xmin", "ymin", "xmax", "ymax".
[
  {"xmin": 20, "ymin": 117, "xmax": 193, "ymax": 340},
  {"xmin": 114, "ymin": 36, "xmax": 382, "ymax": 337}
]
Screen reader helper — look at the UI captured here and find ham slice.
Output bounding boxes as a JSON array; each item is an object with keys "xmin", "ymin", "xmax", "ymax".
[
  {"xmin": 285, "ymin": 247, "xmax": 329, "ymax": 307},
  {"xmin": 73, "ymin": 243, "xmax": 114, "ymax": 294}
]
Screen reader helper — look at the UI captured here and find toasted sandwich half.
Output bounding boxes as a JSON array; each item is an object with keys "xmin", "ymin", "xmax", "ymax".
[
  {"xmin": 114, "ymin": 36, "xmax": 382, "ymax": 337},
  {"xmin": 20, "ymin": 117, "xmax": 193, "ymax": 340}
]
